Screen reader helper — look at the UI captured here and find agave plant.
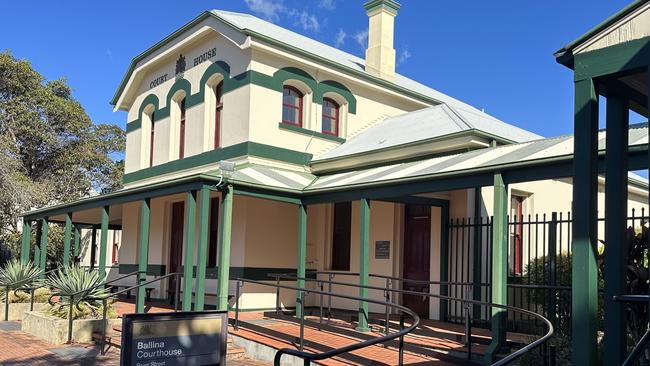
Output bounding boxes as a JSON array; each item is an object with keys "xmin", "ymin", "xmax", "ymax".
[
  {"xmin": 0, "ymin": 260, "xmax": 43, "ymax": 302},
  {"xmin": 47, "ymin": 265, "xmax": 114, "ymax": 320}
]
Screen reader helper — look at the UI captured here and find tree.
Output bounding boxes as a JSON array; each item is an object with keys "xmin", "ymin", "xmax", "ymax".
[{"xmin": 0, "ymin": 50, "xmax": 125, "ymax": 262}]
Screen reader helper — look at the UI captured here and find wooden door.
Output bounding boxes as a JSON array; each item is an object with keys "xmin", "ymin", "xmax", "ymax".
[
  {"xmin": 169, "ymin": 201, "xmax": 185, "ymax": 303},
  {"xmin": 402, "ymin": 204, "xmax": 431, "ymax": 317}
]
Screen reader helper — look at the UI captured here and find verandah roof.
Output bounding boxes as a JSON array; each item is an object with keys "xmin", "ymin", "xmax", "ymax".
[{"xmin": 22, "ymin": 123, "xmax": 649, "ymax": 220}]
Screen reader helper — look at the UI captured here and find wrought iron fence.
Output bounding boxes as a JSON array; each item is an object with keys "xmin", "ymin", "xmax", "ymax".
[{"xmin": 447, "ymin": 208, "xmax": 648, "ymax": 363}]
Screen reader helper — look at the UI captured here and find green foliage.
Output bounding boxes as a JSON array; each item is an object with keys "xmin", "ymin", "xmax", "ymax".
[
  {"xmin": 46, "ymin": 265, "xmax": 114, "ymax": 320},
  {"xmin": 0, "ymin": 50, "xmax": 125, "ymax": 259},
  {"xmin": 0, "ymin": 259, "xmax": 43, "ymax": 303}
]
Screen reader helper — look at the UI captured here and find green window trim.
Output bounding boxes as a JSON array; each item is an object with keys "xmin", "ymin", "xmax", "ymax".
[
  {"xmin": 278, "ymin": 122, "xmax": 345, "ymax": 143},
  {"xmin": 125, "ymin": 64, "xmax": 357, "ymax": 133}
]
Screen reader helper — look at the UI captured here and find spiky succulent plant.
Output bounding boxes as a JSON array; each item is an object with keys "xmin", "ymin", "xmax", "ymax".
[{"xmin": 47, "ymin": 265, "xmax": 114, "ymax": 319}]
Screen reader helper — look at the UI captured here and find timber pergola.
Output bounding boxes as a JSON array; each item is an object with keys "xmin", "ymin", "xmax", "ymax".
[
  {"xmin": 554, "ymin": 0, "xmax": 650, "ymax": 364},
  {"xmin": 20, "ymin": 125, "xmax": 648, "ymax": 359}
]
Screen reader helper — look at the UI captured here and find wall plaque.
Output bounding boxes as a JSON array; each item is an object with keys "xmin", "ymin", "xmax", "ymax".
[{"xmin": 375, "ymin": 241, "xmax": 390, "ymax": 259}]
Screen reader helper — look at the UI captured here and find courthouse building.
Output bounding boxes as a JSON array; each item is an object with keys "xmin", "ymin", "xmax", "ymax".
[{"xmin": 19, "ymin": 0, "xmax": 648, "ymax": 324}]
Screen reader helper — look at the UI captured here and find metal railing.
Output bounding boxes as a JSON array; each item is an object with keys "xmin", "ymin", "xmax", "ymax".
[
  {"xmin": 231, "ymin": 277, "xmax": 420, "ymax": 366},
  {"xmin": 83, "ymin": 272, "xmax": 183, "ymax": 355},
  {"xmin": 614, "ymin": 294, "xmax": 650, "ymax": 366},
  {"xmin": 265, "ymin": 271, "xmax": 553, "ymax": 365}
]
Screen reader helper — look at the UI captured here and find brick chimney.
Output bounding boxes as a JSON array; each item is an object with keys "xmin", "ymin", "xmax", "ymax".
[{"xmin": 363, "ymin": 0, "xmax": 401, "ymax": 80}]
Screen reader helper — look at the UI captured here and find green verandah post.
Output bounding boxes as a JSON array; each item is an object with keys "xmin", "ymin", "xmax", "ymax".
[
  {"xmin": 20, "ymin": 219, "xmax": 32, "ymax": 264},
  {"xmin": 603, "ymin": 95, "xmax": 629, "ymax": 365},
  {"xmin": 217, "ymin": 185, "xmax": 234, "ymax": 311},
  {"xmin": 38, "ymin": 217, "xmax": 49, "ymax": 275},
  {"xmin": 571, "ymin": 77, "xmax": 599, "ymax": 366},
  {"xmin": 99, "ymin": 206, "xmax": 110, "ymax": 280},
  {"xmin": 136, "ymin": 199, "xmax": 151, "ymax": 314},
  {"xmin": 296, "ymin": 204, "xmax": 307, "ymax": 318},
  {"xmin": 357, "ymin": 198, "xmax": 370, "ymax": 332},
  {"xmin": 63, "ymin": 213, "xmax": 73, "ymax": 267},
  {"xmin": 73, "ymin": 225, "xmax": 80, "ymax": 262},
  {"xmin": 485, "ymin": 173, "xmax": 507, "ymax": 363},
  {"xmin": 182, "ymin": 190, "xmax": 198, "ymax": 311},
  {"xmin": 195, "ymin": 186, "xmax": 211, "ymax": 311}
]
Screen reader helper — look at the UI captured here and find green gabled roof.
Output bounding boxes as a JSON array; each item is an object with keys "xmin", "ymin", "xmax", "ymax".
[{"xmin": 555, "ymin": 0, "xmax": 649, "ymax": 67}]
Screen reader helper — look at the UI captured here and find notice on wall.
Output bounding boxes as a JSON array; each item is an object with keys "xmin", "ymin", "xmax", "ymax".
[
  {"xmin": 120, "ymin": 310, "xmax": 227, "ymax": 366},
  {"xmin": 375, "ymin": 241, "xmax": 390, "ymax": 259}
]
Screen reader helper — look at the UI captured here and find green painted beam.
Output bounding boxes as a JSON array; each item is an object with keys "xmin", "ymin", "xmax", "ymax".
[
  {"xmin": 38, "ymin": 218, "xmax": 49, "ymax": 275},
  {"xmin": 571, "ymin": 77, "xmax": 599, "ymax": 366},
  {"xmin": 98, "ymin": 206, "xmax": 110, "ymax": 280},
  {"xmin": 73, "ymin": 225, "xmax": 81, "ymax": 260},
  {"xmin": 217, "ymin": 185, "xmax": 234, "ymax": 311},
  {"xmin": 20, "ymin": 219, "xmax": 31, "ymax": 264},
  {"xmin": 195, "ymin": 187, "xmax": 211, "ymax": 311},
  {"xmin": 63, "ymin": 213, "xmax": 72, "ymax": 267},
  {"xmin": 296, "ymin": 204, "xmax": 307, "ymax": 318},
  {"xmin": 136, "ymin": 199, "xmax": 151, "ymax": 313},
  {"xmin": 356, "ymin": 198, "xmax": 370, "ymax": 332},
  {"xmin": 485, "ymin": 173, "xmax": 507, "ymax": 363},
  {"xmin": 183, "ymin": 190, "xmax": 198, "ymax": 311},
  {"xmin": 603, "ymin": 95, "xmax": 629, "ymax": 365}
]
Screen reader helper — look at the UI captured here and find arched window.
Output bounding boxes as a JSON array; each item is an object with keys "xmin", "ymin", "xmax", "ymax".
[
  {"xmin": 282, "ymin": 86, "xmax": 303, "ymax": 127},
  {"xmin": 149, "ymin": 111, "xmax": 155, "ymax": 167},
  {"xmin": 178, "ymin": 98, "xmax": 186, "ymax": 159},
  {"xmin": 322, "ymin": 98, "xmax": 340, "ymax": 136},
  {"xmin": 214, "ymin": 81, "xmax": 223, "ymax": 149}
]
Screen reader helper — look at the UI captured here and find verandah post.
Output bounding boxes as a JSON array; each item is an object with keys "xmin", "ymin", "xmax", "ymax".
[
  {"xmin": 196, "ymin": 187, "xmax": 210, "ymax": 311},
  {"xmin": 136, "ymin": 198, "xmax": 151, "ymax": 314},
  {"xmin": 73, "ymin": 225, "xmax": 80, "ymax": 262},
  {"xmin": 571, "ymin": 77, "xmax": 599, "ymax": 366},
  {"xmin": 357, "ymin": 198, "xmax": 370, "ymax": 332},
  {"xmin": 38, "ymin": 217, "xmax": 49, "ymax": 275},
  {"xmin": 472, "ymin": 187, "xmax": 482, "ymax": 320},
  {"xmin": 485, "ymin": 172, "xmax": 507, "ymax": 363},
  {"xmin": 217, "ymin": 184, "xmax": 234, "ymax": 311},
  {"xmin": 603, "ymin": 94, "xmax": 629, "ymax": 365},
  {"xmin": 20, "ymin": 219, "xmax": 32, "ymax": 264},
  {"xmin": 182, "ymin": 190, "xmax": 198, "ymax": 311},
  {"xmin": 63, "ymin": 212, "xmax": 73, "ymax": 267},
  {"xmin": 296, "ymin": 204, "xmax": 307, "ymax": 318},
  {"xmin": 98, "ymin": 206, "xmax": 110, "ymax": 280}
]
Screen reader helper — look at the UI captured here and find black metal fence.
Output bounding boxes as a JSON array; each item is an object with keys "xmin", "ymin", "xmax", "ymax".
[{"xmin": 447, "ymin": 209, "xmax": 648, "ymax": 362}]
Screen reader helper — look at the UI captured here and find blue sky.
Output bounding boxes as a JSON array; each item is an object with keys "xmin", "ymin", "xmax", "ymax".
[{"xmin": 0, "ymin": 0, "xmax": 642, "ymax": 137}]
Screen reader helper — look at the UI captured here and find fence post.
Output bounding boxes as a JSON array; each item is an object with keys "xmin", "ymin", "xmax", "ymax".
[
  {"xmin": 4, "ymin": 286, "xmax": 9, "ymax": 321},
  {"xmin": 548, "ymin": 213, "xmax": 557, "ymax": 330},
  {"xmin": 67, "ymin": 295, "xmax": 74, "ymax": 343},
  {"xmin": 275, "ymin": 275, "xmax": 281, "ymax": 315}
]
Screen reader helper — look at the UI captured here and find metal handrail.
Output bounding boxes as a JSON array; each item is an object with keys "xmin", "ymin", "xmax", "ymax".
[
  {"xmin": 231, "ymin": 277, "xmax": 420, "ymax": 366},
  {"xmin": 272, "ymin": 272, "xmax": 553, "ymax": 365},
  {"xmin": 83, "ymin": 272, "xmax": 183, "ymax": 355},
  {"xmin": 614, "ymin": 294, "xmax": 650, "ymax": 366}
]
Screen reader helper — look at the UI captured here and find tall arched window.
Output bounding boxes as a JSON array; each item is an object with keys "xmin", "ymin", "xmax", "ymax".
[
  {"xmin": 178, "ymin": 98, "xmax": 186, "ymax": 159},
  {"xmin": 282, "ymin": 86, "xmax": 303, "ymax": 127},
  {"xmin": 214, "ymin": 81, "xmax": 223, "ymax": 149},
  {"xmin": 322, "ymin": 98, "xmax": 339, "ymax": 136},
  {"xmin": 149, "ymin": 111, "xmax": 155, "ymax": 167}
]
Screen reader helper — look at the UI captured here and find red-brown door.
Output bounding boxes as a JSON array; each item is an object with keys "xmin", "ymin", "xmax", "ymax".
[
  {"xmin": 169, "ymin": 201, "xmax": 185, "ymax": 303},
  {"xmin": 402, "ymin": 204, "xmax": 431, "ymax": 318}
]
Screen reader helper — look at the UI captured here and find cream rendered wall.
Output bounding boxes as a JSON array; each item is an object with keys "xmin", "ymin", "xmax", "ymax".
[{"xmin": 124, "ymin": 32, "xmax": 252, "ymax": 176}]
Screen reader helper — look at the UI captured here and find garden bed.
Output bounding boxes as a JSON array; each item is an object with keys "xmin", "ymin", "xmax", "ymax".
[
  {"xmin": 0, "ymin": 302, "xmax": 49, "ymax": 321},
  {"xmin": 21, "ymin": 311, "xmax": 121, "ymax": 344}
]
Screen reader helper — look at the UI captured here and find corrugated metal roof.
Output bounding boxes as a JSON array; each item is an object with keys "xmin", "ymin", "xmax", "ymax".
[
  {"xmin": 227, "ymin": 165, "xmax": 316, "ymax": 192},
  {"xmin": 314, "ymin": 104, "xmax": 543, "ymax": 162},
  {"xmin": 306, "ymin": 123, "xmax": 648, "ymax": 191}
]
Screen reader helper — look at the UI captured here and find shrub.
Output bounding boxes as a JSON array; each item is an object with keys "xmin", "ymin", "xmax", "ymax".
[
  {"xmin": 0, "ymin": 260, "xmax": 43, "ymax": 303},
  {"xmin": 46, "ymin": 265, "xmax": 116, "ymax": 320},
  {"xmin": 7, "ymin": 287, "xmax": 51, "ymax": 303}
]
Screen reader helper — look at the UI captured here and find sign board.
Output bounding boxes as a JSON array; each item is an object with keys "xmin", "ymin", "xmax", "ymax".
[
  {"xmin": 375, "ymin": 241, "xmax": 390, "ymax": 259},
  {"xmin": 120, "ymin": 310, "xmax": 228, "ymax": 366}
]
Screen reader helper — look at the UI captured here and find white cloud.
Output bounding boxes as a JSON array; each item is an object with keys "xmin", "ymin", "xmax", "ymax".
[
  {"xmin": 243, "ymin": 0, "xmax": 286, "ymax": 22},
  {"xmin": 398, "ymin": 47, "xmax": 412, "ymax": 65},
  {"xmin": 293, "ymin": 10, "xmax": 321, "ymax": 32},
  {"xmin": 334, "ymin": 28, "xmax": 347, "ymax": 48},
  {"xmin": 354, "ymin": 30, "xmax": 368, "ymax": 49},
  {"xmin": 318, "ymin": 0, "xmax": 336, "ymax": 10}
]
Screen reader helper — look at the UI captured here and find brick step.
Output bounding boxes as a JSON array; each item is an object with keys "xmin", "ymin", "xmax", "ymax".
[{"xmin": 92, "ymin": 332, "xmax": 243, "ymax": 359}]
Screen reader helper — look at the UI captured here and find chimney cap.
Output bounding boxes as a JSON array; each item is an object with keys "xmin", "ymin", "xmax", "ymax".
[{"xmin": 363, "ymin": 0, "xmax": 401, "ymax": 15}]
